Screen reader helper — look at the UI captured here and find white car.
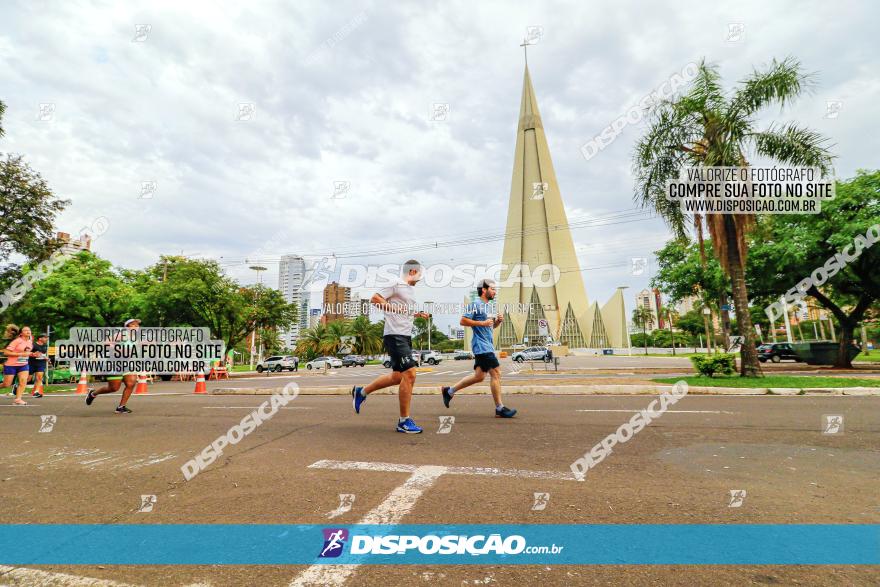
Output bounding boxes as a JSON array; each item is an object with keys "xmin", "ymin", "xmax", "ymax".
[{"xmin": 306, "ymin": 356, "xmax": 342, "ymax": 370}]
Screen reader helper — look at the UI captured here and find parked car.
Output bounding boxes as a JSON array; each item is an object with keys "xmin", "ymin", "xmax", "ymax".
[
  {"xmin": 757, "ymin": 343, "xmax": 801, "ymax": 363},
  {"xmin": 342, "ymin": 355, "xmax": 366, "ymax": 367},
  {"xmin": 418, "ymin": 350, "xmax": 443, "ymax": 365},
  {"xmin": 306, "ymin": 356, "xmax": 342, "ymax": 370},
  {"xmin": 511, "ymin": 346, "xmax": 552, "ymax": 363},
  {"xmin": 454, "ymin": 350, "xmax": 474, "ymax": 360},
  {"xmin": 256, "ymin": 355, "xmax": 298, "ymax": 373}
]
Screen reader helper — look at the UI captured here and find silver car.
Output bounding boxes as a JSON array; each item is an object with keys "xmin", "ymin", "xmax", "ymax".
[
  {"xmin": 306, "ymin": 356, "xmax": 342, "ymax": 370},
  {"xmin": 256, "ymin": 355, "xmax": 298, "ymax": 373}
]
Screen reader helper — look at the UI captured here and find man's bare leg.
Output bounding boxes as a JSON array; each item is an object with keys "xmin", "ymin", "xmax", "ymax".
[
  {"xmin": 488, "ymin": 367, "xmax": 502, "ymax": 407},
  {"xmin": 448, "ymin": 368, "xmax": 486, "ymax": 393},
  {"xmin": 363, "ymin": 371, "xmax": 402, "ymax": 394},
  {"xmin": 397, "ymin": 368, "xmax": 416, "ymax": 418}
]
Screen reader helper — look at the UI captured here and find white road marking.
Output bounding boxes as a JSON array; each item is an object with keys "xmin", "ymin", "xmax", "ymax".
[
  {"xmin": 290, "ymin": 465, "xmax": 447, "ymax": 586},
  {"xmin": 202, "ymin": 406, "xmax": 312, "ymax": 410},
  {"xmin": 0, "ymin": 565, "xmax": 138, "ymax": 586},
  {"xmin": 577, "ymin": 409, "xmax": 736, "ymax": 414},
  {"xmin": 290, "ymin": 460, "xmax": 578, "ymax": 585}
]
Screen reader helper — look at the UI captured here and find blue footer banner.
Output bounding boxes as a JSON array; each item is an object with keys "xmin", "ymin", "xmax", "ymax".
[{"xmin": 1, "ymin": 525, "xmax": 877, "ymax": 565}]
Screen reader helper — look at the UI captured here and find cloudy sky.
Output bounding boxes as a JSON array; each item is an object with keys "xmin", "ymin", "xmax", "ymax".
[{"xmin": 1, "ymin": 0, "xmax": 876, "ymax": 333}]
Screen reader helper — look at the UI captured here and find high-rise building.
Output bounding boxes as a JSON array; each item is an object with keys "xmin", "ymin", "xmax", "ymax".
[
  {"xmin": 309, "ymin": 308, "xmax": 322, "ymax": 328},
  {"xmin": 55, "ymin": 231, "xmax": 91, "ymax": 255},
  {"xmin": 635, "ymin": 288, "xmax": 663, "ymax": 332},
  {"xmin": 495, "ymin": 62, "xmax": 627, "ymax": 349},
  {"xmin": 322, "ymin": 281, "xmax": 351, "ymax": 324},
  {"xmin": 278, "ymin": 255, "xmax": 309, "ymax": 348}
]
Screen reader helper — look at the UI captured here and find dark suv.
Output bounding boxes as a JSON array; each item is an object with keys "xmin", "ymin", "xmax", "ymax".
[
  {"xmin": 342, "ymin": 355, "xmax": 366, "ymax": 367},
  {"xmin": 757, "ymin": 343, "xmax": 801, "ymax": 363}
]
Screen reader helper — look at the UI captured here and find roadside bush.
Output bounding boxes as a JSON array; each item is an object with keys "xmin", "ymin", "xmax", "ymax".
[{"xmin": 690, "ymin": 353, "xmax": 736, "ymax": 377}]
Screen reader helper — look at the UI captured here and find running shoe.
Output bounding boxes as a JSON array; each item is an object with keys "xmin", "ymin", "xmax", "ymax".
[
  {"xmin": 495, "ymin": 406, "xmax": 517, "ymax": 418},
  {"xmin": 441, "ymin": 386, "xmax": 454, "ymax": 408},
  {"xmin": 351, "ymin": 386, "xmax": 366, "ymax": 414},
  {"xmin": 115, "ymin": 405, "xmax": 132, "ymax": 414},
  {"xmin": 85, "ymin": 390, "xmax": 96, "ymax": 406},
  {"xmin": 32, "ymin": 391, "xmax": 43, "ymax": 398},
  {"xmin": 396, "ymin": 418, "xmax": 423, "ymax": 434},
  {"xmin": 12, "ymin": 398, "xmax": 27, "ymax": 406}
]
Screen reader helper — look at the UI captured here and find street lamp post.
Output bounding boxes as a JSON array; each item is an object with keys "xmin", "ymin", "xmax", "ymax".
[
  {"xmin": 425, "ymin": 301, "xmax": 434, "ymax": 351},
  {"xmin": 249, "ymin": 265, "xmax": 267, "ymax": 368}
]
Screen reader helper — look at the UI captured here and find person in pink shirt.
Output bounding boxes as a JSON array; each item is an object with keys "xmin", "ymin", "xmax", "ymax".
[{"xmin": 3, "ymin": 324, "xmax": 33, "ymax": 406}]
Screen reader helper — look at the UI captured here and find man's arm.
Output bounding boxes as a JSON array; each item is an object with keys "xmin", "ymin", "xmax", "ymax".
[{"xmin": 461, "ymin": 316, "xmax": 492, "ymax": 327}]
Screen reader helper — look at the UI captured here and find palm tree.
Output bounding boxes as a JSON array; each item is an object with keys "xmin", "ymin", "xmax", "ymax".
[
  {"xmin": 632, "ymin": 306, "xmax": 655, "ymax": 355},
  {"xmin": 322, "ymin": 320, "xmax": 351, "ymax": 356},
  {"xmin": 350, "ymin": 315, "xmax": 382, "ymax": 355},
  {"xmin": 296, "ymin": 323, "xmax": 327, "ymax": 360},
  {"xmin": 634, "ymin": 57, "xmax": 834, "ymax": 376}
]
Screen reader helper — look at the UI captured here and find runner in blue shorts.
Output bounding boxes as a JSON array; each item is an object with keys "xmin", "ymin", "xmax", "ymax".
[{"xmin": 3, "ymin": 324, "xmax": 33, "ymax": 406}]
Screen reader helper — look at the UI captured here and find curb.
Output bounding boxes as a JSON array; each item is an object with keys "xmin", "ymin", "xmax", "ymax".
[{"xmin": 210, "ymin": 385, "xmax": 880, "ymax": 396}]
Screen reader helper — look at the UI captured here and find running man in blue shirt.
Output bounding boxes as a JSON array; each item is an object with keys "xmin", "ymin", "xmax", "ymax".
[{"xmin": 441, "ymin": 278, "xmax": 516, "ymax": 418}]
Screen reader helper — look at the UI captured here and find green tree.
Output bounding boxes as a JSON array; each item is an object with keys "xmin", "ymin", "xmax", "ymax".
[
  {"xmin": 296, "ymin": 324, "xmax": 328, "ymax": 361},
  {"xmin": 322, "ymin": 320, "xmax": 351, "ymax": 356},
  {"xmin": 133, "ymin": 257, "xmax": 296, "ymax": 354},
  {"xmin": 634, "ymin": 57, "xmax": 835, "ymax": 376},
  {"xmin": 1, "ymin": 101, "xmax": 70, "ymax": 285},
  {"xmin": 747, "ymin": 170, "xmax": 880, "ymax": 366},
  {"xmin": 7, "ymin": 252, "xmax": 134, "ymax": 333},
  {"xmin": 349, "ymin": 315, "xmax": 382, "ymax": 355}
]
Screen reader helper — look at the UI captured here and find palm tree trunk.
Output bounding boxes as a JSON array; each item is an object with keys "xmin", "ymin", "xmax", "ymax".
[
  {"xmin": 693, "ymin": 216, "xmax": 715, "ymax": 354},
  {"xmin": 722, "ymin": 215, "xmax": 762, "ymax": 377}
]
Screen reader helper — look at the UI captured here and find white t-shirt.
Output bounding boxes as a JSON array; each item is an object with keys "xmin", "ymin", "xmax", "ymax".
[{"xmin": 378, "ymin": 278, "xmax": 417, "ymax": 337}]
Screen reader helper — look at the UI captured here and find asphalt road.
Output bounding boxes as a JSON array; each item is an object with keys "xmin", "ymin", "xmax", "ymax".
[{"xmin": 1, "ymin": 391, "xmax": 878, "ymax": 586}]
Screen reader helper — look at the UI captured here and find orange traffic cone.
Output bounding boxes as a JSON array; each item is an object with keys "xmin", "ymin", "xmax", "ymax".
[
  {"xmin": 193, "ymin": 372, "xmax": 207, "ymax": 394},
  {"xmin": 134, "ymin": 373, "xmax": 149, "ymax": 394},
  {"xmin": 75, "ymin": 372, "xmax": 89, "ymax": 394}
]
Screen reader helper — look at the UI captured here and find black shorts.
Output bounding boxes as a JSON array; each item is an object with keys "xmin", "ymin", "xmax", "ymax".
[
  {"xmin": 473, "ymin": 352, "xmax": 500, "ymax": 372},
  {"xmin": 28, "ymin": 361, "xmax": 47, "ymax": 373},
  {"xmin": 384, "ymin": 335, "xmax": 418, "ymax": 372}
]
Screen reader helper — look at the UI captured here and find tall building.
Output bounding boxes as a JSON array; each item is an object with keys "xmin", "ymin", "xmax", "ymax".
[
  {"xmin": 322, "ymin": 281, "xmax": 351, "ymax": 324},
  {"xmin": 278, "ymin": 255, "xmax": 309, "ymax": 348},
  {"xmin": 495, "ymin": 62, "xmax": 628, "ymax": 349},
  {"xmin": 309, "ymin": 308, "xmax": 322, "ymax": 328},
  {"xmin": 635, "ymin": 288, "xmax": 665, "ymax": 332},
  {"xmin": 56, "ymin": 231, "xmax": 91, "ymax": 254}
]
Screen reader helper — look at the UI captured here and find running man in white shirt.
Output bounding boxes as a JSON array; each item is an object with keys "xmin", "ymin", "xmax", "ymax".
[{"xmin": 351, "ymin": 260, "xmax": 429, "ymax": 434}]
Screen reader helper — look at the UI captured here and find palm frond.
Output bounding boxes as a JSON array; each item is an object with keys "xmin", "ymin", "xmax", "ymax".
[
  {"xmin": 747, "ymin": 122, "xmax": 836, "ymax": 175},
  {"xmin": 729, "ymin": 56, "xmax": 814, "ymax": 117}
]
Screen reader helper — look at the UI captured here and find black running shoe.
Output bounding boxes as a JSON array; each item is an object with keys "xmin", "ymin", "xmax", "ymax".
[
  {"xmin": 115, "ymin": 405, "xmax": 132, "ymax": 414},
  {"xmin": 495, "ymin": 406, "xmax": 517, "ymax": 418},
  {"xmin": 32, "ymin": 391, "xmax": 44, "ymax": 398},
  {"xmin": 441, "ymin": 386, "xmax": 454, "ymax": 408},
  {"xmin": 85, "ymin": 390, "xmax": 96, "ymax": 406}
]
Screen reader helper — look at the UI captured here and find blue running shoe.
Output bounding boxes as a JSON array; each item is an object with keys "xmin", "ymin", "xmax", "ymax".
[
  {"xmin": 352, "ymin": 386, "xmax": 366, "ymax": 414},
  {"xmin": 495, "ymin": 406, "xmax": 517, "ymax": 418},
  {"xmin": 441, "ymin": 386, "xmax": 454, "ymax": 408},
  {"xmin": 396, "ymin": 418, "xmax": 423, "ymax": 434}
]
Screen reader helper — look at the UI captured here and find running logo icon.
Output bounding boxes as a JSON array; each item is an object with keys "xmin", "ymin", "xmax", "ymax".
[
  {"xmin": 822, "ymin": 414, "xmax": 844, "ymax": 435},
  {"xmin": 319, "ymin": 528, "xmax": 348, "ymax": 558},
  {"xmin": 437, "ymin": 416, "xmax": 455, "ymax": 434},
  {"xmin": 728, "ymin": 489, "xmax": 747, "ymax": 508},
  {"xmin": 39, "ymin": 415, "xmax": 56, "ymax": 433},
  {"xmin": 531, "ymin": 492, "xmax": 550, "ymax": 511}
]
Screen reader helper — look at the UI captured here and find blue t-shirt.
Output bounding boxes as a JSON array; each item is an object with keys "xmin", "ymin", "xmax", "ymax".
[{"xmin": 464, "ymin": 300, "xmax": 496, "ymax": 355}]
